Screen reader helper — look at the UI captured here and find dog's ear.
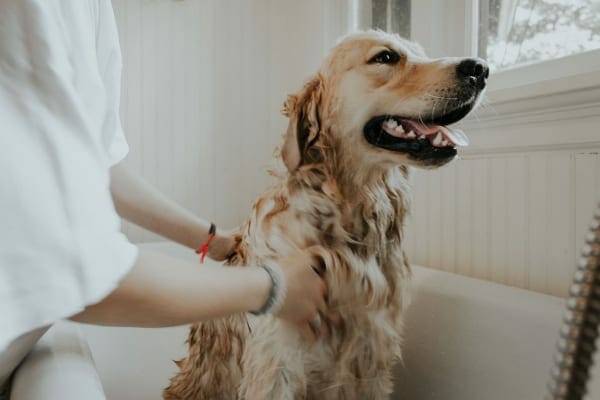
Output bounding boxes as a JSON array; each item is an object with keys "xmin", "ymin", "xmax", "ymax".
[{"xmin": 281, "ymin": 76, "xmax": 323, "ymax": 172}]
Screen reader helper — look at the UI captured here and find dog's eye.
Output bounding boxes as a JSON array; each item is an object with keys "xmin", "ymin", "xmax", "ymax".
[{"xmin": 368, "ymin": 50, "xmax": 400, "ymax": 64}]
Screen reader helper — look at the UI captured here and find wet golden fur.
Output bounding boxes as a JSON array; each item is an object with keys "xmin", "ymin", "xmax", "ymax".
[{"xmin": 164, "ymin": 30, "xmax": 482, "ymax": 399}]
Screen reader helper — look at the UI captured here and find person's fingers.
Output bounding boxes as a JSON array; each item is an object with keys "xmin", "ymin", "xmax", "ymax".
[
  {"xmin": 317, "ymin": 280, "xmax": 328, "ymax": 315},
  {"xmin": 311, "ymin": 265, "xmax": 321, "ymax": 276},
  {"xmin": 329, "ymin": 311, "xmax": 343, "ymax": 329},
  {"xmin": 319, "ymin": 277, "xmax": 327, "ymax": 294},
  {"xmin": 299, "ymin": 323, "xmax": 317, "ymax": 344},
  {"xmin": 209, "ymin": 229, "xmax": 241, "ymax": 261},
  {"xmin": 319, "ymin": 315, "xmax": 330, "ymax": 338},
  {"xmin": 308, "ymin": 312, "xmax": 327, "ymax": 339},
  {"xmin": 316, "ymin": 292, "xmax": 327, "ymax": 315},
  {"xmin": 309, "ymin": 252, "xmax": 326, "ymax": 277},
  {"xmin": 272, "ymin": 246, "xmax": 332, "ymax": 340},
  {"xmin": 307, "ymin": 274, "xmax": 327, "ymax": 316},
  {"xmin": 309, "ymin": 312, "xmax": 321, "ymax": 327}
]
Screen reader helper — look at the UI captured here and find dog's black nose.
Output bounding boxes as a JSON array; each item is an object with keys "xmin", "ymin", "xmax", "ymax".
[{"xmin": 456, "ymin": 58, "xmax": 489, "ymax": 88}]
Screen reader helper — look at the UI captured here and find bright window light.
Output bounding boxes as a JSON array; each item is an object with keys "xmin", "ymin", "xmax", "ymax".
[{"xmin": 479, "ymin": 0, "xmax": 600, "ymax": 72}]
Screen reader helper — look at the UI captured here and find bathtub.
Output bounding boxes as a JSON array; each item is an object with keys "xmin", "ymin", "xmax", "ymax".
[{"xmin": 11, "ymin": 242, "xmax": 600, "ymax": 399}]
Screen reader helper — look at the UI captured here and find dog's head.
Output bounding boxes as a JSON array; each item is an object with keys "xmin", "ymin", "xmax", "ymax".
[{"xmin": 282, "ymin": 30, "xmax": 488, "ymax": 171}]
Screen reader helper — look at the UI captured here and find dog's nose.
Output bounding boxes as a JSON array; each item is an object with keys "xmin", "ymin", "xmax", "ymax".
[{"xmin": 456, "ymin": 58, "xmax": 489, "ymax": 89}]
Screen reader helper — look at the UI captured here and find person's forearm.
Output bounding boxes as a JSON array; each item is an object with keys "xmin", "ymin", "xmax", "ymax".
[
  {"xmin": 70, "ymin": 249, "xmax": 270, "ymax": 327},
  {"xmin": 110, "ymin": 163, "xmax": 211, "ymax": 249}
]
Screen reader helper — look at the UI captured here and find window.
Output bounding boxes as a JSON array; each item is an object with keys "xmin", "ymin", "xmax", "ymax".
[
  {"xmin": 352, "ymin": 0, "xmax": 411, "ymax": 38},
  {"xmin": 371, "ymin": 0, "xmax": 411, "ymax": 39},
  {"xmin": 479, "ymin": 0, "xmax": 600, "ymax": 72},
  {"xmin": 353, "ymin": 0, "xmax": 600, "ymax": 100}
]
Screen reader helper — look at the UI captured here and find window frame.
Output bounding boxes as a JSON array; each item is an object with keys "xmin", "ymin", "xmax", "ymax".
[{"xmin": 407, "ymin": 0, "xmax": 600, "ymax": 119}]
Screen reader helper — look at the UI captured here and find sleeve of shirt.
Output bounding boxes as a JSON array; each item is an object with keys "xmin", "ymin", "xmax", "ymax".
[{"xmin": 95, "ymin": 0, "xmax": 129, "ymax": 167}]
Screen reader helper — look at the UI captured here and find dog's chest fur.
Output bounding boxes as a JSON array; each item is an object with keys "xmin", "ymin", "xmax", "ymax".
[
  {"xmin": 233, "ymin": 164, "xmax": 412, "ymax": 392},
  {"xmin": 238, "ymin": 164, "xmax": 411, "ymax": 299}
]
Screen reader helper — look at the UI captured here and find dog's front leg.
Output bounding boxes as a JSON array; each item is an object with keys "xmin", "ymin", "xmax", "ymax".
[{"xmin": 238, "ymin": 318, "xmax": 307, "ymax": 400}]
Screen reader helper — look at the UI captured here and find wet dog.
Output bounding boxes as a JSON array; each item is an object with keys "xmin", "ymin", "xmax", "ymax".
[{"xmin": 164, "ymin": 30, "xmax": 487, "ymax": 399}]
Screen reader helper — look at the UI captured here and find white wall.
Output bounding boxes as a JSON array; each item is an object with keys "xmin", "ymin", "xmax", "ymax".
[
  {"xmin": 404, "ymin": 1, "xmax": 600, "ymax": 297},
  {"xmin": 112, "ymin": 1, "xmax": 600, "ymax": 298},
  {"xmin": 111, "ymin": 0, "xmax": 349, "ymax": 241},
  {"xmin": 404, "ymin": 87, "xmax": 600, "ymax": 297}
]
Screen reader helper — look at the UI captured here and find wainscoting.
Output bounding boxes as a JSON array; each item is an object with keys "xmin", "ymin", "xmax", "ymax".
[
  {"xmin": 405, "ymin": 88, "xmax": 600, "ymax": 297},
  {"xmin": 112, "ymin": 0, "xmax": 600, "ymax": 297},
  {"xmin": 406, "ymin": 149, "xmax": 600, "ymax": 298},
  {"xmin": 111, "ymin": 0, "xmax": 349, "ymax": 242}
]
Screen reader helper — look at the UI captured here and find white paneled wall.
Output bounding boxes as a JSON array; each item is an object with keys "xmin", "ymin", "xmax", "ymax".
[
  {"xmin": 112, "ymin": 1, "xmax": 600, "ymax": 297},
  {"xmin": 404, "ymin": 96, "xmax": 600, "ymax": 297},
  {"xmin": 111, "ymin": 0, "xmax": 349, "ymax": 242}
]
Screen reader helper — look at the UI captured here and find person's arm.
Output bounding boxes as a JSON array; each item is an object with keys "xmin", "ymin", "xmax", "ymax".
[
  {"xmin": 70, "ymin": 248, "xmax": 328, "ymax": 341},
  {"xmin": 109, "ymin": 163, "xmax": 235, "ymax": 260},
  {"xmin": 106, "ymin": 163, "xmax": 329, "ymax": 340},
  {"xmin": 71, "ymin": 249, "xmax": 268, "ymax": 326}
]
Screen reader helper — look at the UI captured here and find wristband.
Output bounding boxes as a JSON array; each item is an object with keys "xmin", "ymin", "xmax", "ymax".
[
  {"xmin": 195, "ymin": 223, "xmax": 216, "ymax": 263},
  {"xmin": 250, "ymin": 262, "xmax": 287, "ymax": 316}
]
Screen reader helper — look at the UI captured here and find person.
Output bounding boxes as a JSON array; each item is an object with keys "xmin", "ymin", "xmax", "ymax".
[{"xmin": 0, "ymin": 0, "xmax": 327, "ymax": 397}]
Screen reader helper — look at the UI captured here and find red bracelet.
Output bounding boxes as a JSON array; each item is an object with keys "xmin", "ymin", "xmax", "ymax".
[{"xmin": 195, "ymin": 223, "xmax": 216, "ymax": 263}]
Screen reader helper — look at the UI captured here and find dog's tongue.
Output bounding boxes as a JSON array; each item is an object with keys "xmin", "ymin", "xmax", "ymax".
[
  {"xmin": 409, "ymin": 122, "xmax": 469, "ymax": 147},
  {"xmin": 439, "ymin": 126, "xmax": 469, "ymax": 147}
]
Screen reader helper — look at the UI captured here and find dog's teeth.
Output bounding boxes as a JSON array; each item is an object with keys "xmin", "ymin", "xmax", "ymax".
[
  {"xmin": 395, "ymin": 125, "xmax": 405, "ymax": 133},
  {"xmin": 441, "ymin": 139, "xmax": 448, "ymax": 146},
  {"xmin": 419, "ymin": 134, "xmax": 426, "ymax": 140},
  {"xmin": 433, "ymin": 132, "xmax": 443, "ymax": 146},
  {"xmin": 384, "ymin": 119, "xmax": 398, "ymax": 129},
  {"xmin": 406, "ymin": 130, "xmax": 416, "ymax": 139}
]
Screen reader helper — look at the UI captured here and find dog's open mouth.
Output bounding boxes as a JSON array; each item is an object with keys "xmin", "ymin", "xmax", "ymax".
[{"xmin": 363, "ymin": 115, "xmax": 469, "ymax": 161}]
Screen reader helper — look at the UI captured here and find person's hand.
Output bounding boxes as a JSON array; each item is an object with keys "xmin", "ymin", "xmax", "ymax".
[
  {"xmin": 271, "ymin": 247, "xmax": 328, "ymax": 343},
  {"xmin": 208, "ymin": 228, "xmax": 239, "ymax": 261}
]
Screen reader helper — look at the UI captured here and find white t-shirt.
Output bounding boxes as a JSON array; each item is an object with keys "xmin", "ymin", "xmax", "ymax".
[{"xmin": 0, "ymin": 0, "xmax": 138, "ymax": 350}]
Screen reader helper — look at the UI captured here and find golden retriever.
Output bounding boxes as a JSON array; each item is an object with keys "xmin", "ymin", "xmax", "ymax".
[{"xmin": 163, "ymin": 30, "xmax": 488, "ymax": 399}]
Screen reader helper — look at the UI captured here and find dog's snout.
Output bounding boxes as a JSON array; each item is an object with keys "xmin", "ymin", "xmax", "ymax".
[{"xmin": 456, "ymin": 58, "xmax": 489, "ymax": 89}]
